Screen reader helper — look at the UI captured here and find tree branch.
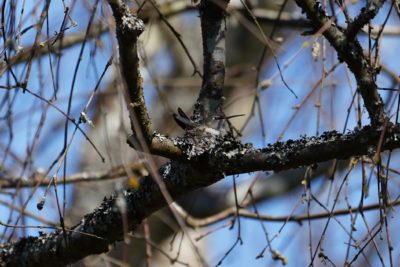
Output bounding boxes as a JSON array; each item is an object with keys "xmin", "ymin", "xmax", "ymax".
[
  {"xmin": 109, "ymin": 1, "xmax": 186, "ymax": 160},
  {"xmin": 346, "ymin": 1, "xmax": 384, "ymax": 41},
  {"xmin": 108, "ymin": 0, "xmax": 152, "ymax": 145},
  {"xmin": 172, "ymin": 198, "xmax": 400, "ymax": 227},
  {"xmin": 2, "ymin": 124, "xmax": 400, "ymax": 266},
  {"xmin": 0, "ymin": 162, "xmax": 218, "ymax": 267},
  {"xmin": 295, "ymin": 0, "xmax": 386, "ymax": 127},
  {"xmin": 0, "ymin": 163, "xmax": 146, "ymax": 189},
  {"xmin": 193, "ymin": 0, "xmax": 230, "ymax": 123}
]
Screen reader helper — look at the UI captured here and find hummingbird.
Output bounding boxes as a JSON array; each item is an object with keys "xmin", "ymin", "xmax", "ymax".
[
  {"xmin": 173, "ymin": 107, "xmax": 244, "ymax": 130},
  {"xmin": 173, "ymin": 107, "xmax": 199, "ymax": 130}
]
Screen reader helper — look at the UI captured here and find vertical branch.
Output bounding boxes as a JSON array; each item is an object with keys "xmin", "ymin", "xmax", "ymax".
[
  {"xmin": 108, "ymin": 0, "xmax": 152, "ymax": 144},
  {"xmin": 108, "ymin": 0, "xmax": 182, "ymax": 159},
  {"xmin": 193, "ymin": 0, "xmax": 230, "ymax": 124}
]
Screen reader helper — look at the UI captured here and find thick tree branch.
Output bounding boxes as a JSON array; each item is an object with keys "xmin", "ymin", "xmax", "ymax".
[
  {"xmin": 295, "ymin": 0, "xmax": 386, "ymax": 127},
  {"xmin": 224, "ymin": 126, "xmax": 398, "ymax": 173},
  {"xmin": 193, "ymin": 0, "xmax": 229, "ymax": 123},
  {"xmin": 108, "ymin": 0, "xmax": 152, "ymax": 145},
  {"xmin": 109, "ymin": 0, "xmax": 185, "ymax": 159},
  {"xmin": 0, "ymin": 162, "xmax": 218, "ymax": 267},
  {"xmin": 2, "ymin": 124, "xmax": 400, "ymax": 266}
]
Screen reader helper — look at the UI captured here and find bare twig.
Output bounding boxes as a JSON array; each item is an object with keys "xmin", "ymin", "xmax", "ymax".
[
  {"xmin": 0, "ymin": 162, "xmax": 146, "ymax": 189},
  {"xmin": 3, "ymin": 1, "xmax": 395, "ymax": 76},
  {"xmin": 172, "ymin": 198, "xmax": 400, "ymax": 227}
]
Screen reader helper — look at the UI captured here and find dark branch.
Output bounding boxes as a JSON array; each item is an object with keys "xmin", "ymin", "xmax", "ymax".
[
  {"xmin": 224, "ymin": 125, "xmax": 397, "ymax": 173},
  {"xmin": 295, "ymin": 0, "xmax": 386, "ymax": 127},
  {"xmin": 193, "ymin": 0, "xmax": 230, "ymax": 123},
  {"xmin": 2, "ymin": 124, "xmax": 400, "ymax": 266},
  {"xmin": 0, "ymin": 162, "xmax": 219, "ymax": 267},
  {"xmin": 108, "ymin": 0, "xmax": 152, "ymax": 145},
  {"xmin": 346, "ymin": 1, "xmax": 384, "ymax": 41},
  {"xmin": 108, "ymin": 1, "xmax": 184, "ymax": 159}
]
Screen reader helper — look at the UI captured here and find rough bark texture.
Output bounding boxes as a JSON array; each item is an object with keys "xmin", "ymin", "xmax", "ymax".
[
  {"xmin": 193, "ymin": 0, "xmax": 230, "ymax": 123},
  {"xmin": 2, "ymin": 125, "xmax": 400, "ymax": 266}
]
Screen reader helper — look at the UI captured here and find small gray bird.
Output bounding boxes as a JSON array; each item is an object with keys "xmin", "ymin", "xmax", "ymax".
[{"xmin": 173, "ymin": 107, "xmax": 198, "ymax": 130}]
